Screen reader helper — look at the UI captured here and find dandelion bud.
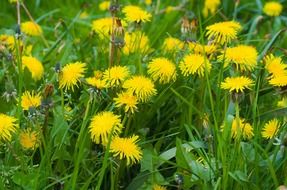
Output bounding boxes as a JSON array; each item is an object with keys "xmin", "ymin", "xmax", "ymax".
[
  {"xmin": 109, "ymin": 4, "xmax": 119, "ymax": 14},
  {"xmin": 181, "ymin": 17, "xmax": 191, "ymax": 35},
  {"xmin": 114, "ymin": 19, "xmax": 125, "ymax": 48},
  {"xmin": 174, "ymin": 173, "xmax": 184, "ymax": 185},
  {"xmin": 54, "ymin": 62, "xmax": 61, "ymax": 73}
]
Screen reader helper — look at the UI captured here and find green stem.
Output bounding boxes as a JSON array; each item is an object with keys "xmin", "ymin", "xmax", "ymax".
[{"xmin": 70, "ymin": 98, "xmax": 92, "ymax": 190}]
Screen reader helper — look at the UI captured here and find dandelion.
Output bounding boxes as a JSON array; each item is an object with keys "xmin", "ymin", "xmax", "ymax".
[
  {"xmin": 21, "ymin": 21, "xmax": 43, "ymax": 36},
  {"xmin": 59, "ymin": 62, "xmax": 86, "ymax": 91},
  {"xmin": 230, "ymin": 118, "xmax": 254, "ymax": 139},
  {"xmin": 110, "ymin": 135, "xmax": 142, "ymax": 165},
  {"xmin": 218, "ymin": 45, "xmax": 258, "ymax": 71},
  {"xmin": 21, "ymin": 91, "xmax": 41, "ymax": 111},
  {"xmin": 189, "ymin": 42, "xmax": 217, "ymax": 55},
  {"xmin": 22, "ymin": 56, "xmax": 44, "ymax": 81},
  {"xmin": 123, "ymin": 76, "xmax": 157, "ymax": 102},
  {"xmin": 203, "ymin": 0, "xmax": 220, "ymax": 18},
  {"xmin": 89, "ymin": 111, "xmax": 123, "ymax": 144},
  {"xmin": 269, "ymin": 75, "xmax": 287, "ymax": 87},
  {"xmin": 122, "ymin": 5, "xmax": 151, "ymax": 23},
  {"xmin": 263, "ymin": 1, "xmax": 283, "ymax": 17},
  {"xmin": 0, "ymin": 114, "xmax": 18, "ymax": 142},
  {"xmin": 99, "ymin": 1, "xmax": 110, "ymax": 11},
  {"xmin": 145, "ymin": 0, "xmax": 152, "ymax": 5},
  {"xmin": 147, "ymin": 57, "xmax": 177, "ymax": 84},
  {"xmin": 123, "ymin": 32, "xmax": 150, "ymax": 55},
  {"xmin": 262, "ymin": 119, "xmax": 280, "ymax": 139},
  {"xmin": 0, "ymin": 34, "xmax": 17, "ymax": 50},
  {"xmin": 206, "ymin": 21, "xmax": 242, "ymax": 45},
  {"xmin": 221, "ymin": 76, "xmax": 254, "ymax": 93},
  {"xmin": 92, "ymin": 17, "xmax": 126, "ymax": 39},
  {"xmin": 153, "ymin": 184, "xmax": 167, "ymax": 190},
  {"xmin": 264, "ymin": 54, "xmax": 287, "ymax": 78},
  {"xmin": 179, "ymin": 54, "xmax": 211, "ymax": 77},
  {"xmin": 86, "ymin": 77, "xmax": 106, "ymax": 90},
  {"xmin": 103, "ymin": 66, "xmax": 130, "ymax": 87},
  {"xmin": 20, "ymin": 128, "xmax": 39, "ymax": 150},
  {"xmin": 162, "ymin": 37, "xmax": 184, "ymax": 52},
  {"xmin": 114, "ymin": 92, "xmax": 138, "ymax": 114}
]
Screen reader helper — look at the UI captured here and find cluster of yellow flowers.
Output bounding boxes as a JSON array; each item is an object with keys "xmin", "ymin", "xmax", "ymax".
[{"xmin": 1, "ymin": 0, "xmax": 286, "ymax": 172}]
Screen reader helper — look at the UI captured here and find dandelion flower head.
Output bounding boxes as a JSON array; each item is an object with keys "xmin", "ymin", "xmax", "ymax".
[
  {"xmin": 21, "ymin": 91, "xmax": 41, "ymax": 111},
  {"xmin": 0, "ymin": 114, "xmax": 18, "ymax": 142},
  {"xmin": 122, "ymin": 5, "xmax": 152, "ymax": 23},
  {"xmin": 110, "ymin": 135, "xmax": 142, "ymax": 165},
  {"xmin": 264, "ymin": 54, "xmax": 287, "ymax": 78},
  {"xmin": 221, "ymin": 76, "xmax": 254, "ymax": 93},
  {"xmin": 218, "ymin": 45, "xmax": 258, "ymax": 71},
  {"xmin": 103, "ymin": 66, "xmax": 130, "ymax": 87},
  {"xmin": 22, "ymin": 56, "xmax": 44, "ymax": 81},
  {"xmin": 21, "ymin": 21, "xmax": 43, "ymax": 36},
  {"xmin": 59, "ymin": 62, "xmax": 86, "ymax": 91},
  {"xmin": 162, "ymin": 37, "xmax": 184, "ymax": 52},
  {"xmin": 123, "ymin": 32, "xmax": 150, "ymax": 55},
  {"xmin": 262, "ymin": 119, "xmax": 280, "ymax": 139},
  {"xmin": 206, "ymin": 21, "xmax": 242, "ymax": 45},
  {"xmin": 20, "ymin": 128, "xmax": 39, "ymax": 150},
  {"xmin": 123, "ymin": 76, "xmax": 157, "ymax": 102},
  {"xmin": 147, "ymin": 57, "xmax": 177, "ymax": 84},
  {"xmin": 89, "ymin": 111, "xmax": 123, "ymax": 144},
  {"xmin": 179, "ymin": 54, "xmax": 211, "ymax": 77},
  {"xmin": 114, "ymin": 92, "xmax": 138, "ymax": 114},
  {"xmin": 203, "ymin": 0, "xmax": 220, "ymax": 18},
  {"xmin": 263, "ymin": 1, "xmax": 283, "ymax": 17}
]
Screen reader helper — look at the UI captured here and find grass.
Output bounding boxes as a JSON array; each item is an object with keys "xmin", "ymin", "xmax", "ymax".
[{"xmin": 0, "ymin": 0, "xmax": 287, "ymax": 189}]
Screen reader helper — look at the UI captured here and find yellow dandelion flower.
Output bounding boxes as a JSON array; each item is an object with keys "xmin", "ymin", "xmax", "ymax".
[
  {"xmin": 269, "ymin": 75, "xmax": 287, "ymax": 87},
  {"xmin": 218, "ymin": 45, "xmax": 258, "ymax": 71},
  {"xmin": 263, "ymin": 1, "xmax": 283, "ymax": 17},
  {"xmin": 20, "ymin": 128, "xmax": 39, "ymax": 150},
  {"xmin": 89, "ymin": 111, "xmax": 123, "ymax": 144},
  {"xmin": 123, "ymin": 76, "xmax": 157, "ymax": 102},
  {"xmin": 179, "ymin": 54, "xmax": 211, "ymax": 77},
  {"xmin": 99, "ymin": 1, "xmax": 110, "ymax": 11},
  {"xmin": 103, "ymin": 66, "xmax": 130, "ymax": 87},
  {"xmin": 162, "ymin": 37, "xmax": 184, "ymax": 52},
  {"xmin": 0, "ymin": 34, "xmax": 17, "ymax": 50},
  {"xmin": 153, "ymin": 184, "xmax": 167, "ymax": 190},
  {"xmin": 114, "ymin": 92, "xmax": 138, "ymax": 114},
  {"xmin": 86, "ymin": 77, "xmax": 106, "ymax": 89},
  {"xmin": 145, "ymin": 0, "xmax": 152, "ymax": 5},
  {"xmin": 22, "ymin": 56, "xmax": 44, "ymax": 81},
  {"xmin": 21, "ymin": 21, "xmax": 43, "ymax": 36},
  {"xmin": 21, "ymin": 91, "xmax": 41, "ymax": 111},
  {"xmin": 110, "ymin": 135, "xmax": 142, "ymax": 165},
  {"xmin": 278, "ymin": 97, "xmax": 287, "ymax": 108},
  {"xmin": 122, "ymin": 5, "xmax": 151, "ymax": 23},
  {"xmin": 92, "ymin": 17, "xmax": 126, "ymax": 39},
  {"xmin": 189, "ymin": 42, "xmax": 217, "ymax": 55},
  {"xmin": 203, "ymin": 0, "xmax": 220, "ymax": 18},
  {"xmin": 262, "ymin": 119, "xmax": 280, "ymax": 139},
  {"xmin": 206, "ymin": 21, "xmax": 242, "ymax": 45},
  {"xmin": 0, "ymin": 114, "xmax": 18, "ymax": 142},
  {"xmin": 123, "ymin": 32, "xmax": 150, "ymax": 55},
  {"xmin": 221, "ymin": 76, "xmax": 254, "ymax": 93},
  {"xmin": 230, "ymin": 118, "xmax": 254, "ymax": 139},
  {"xmin": 147, "ymin": 57, "xmax": 177, "ymax": 84},
  {"xmin": 264, "ymin": 54, "xmax": 287, "ymax": 78},
  {"xmin": 59, "ymin": 62, "xmax": 86, "ymax": 91}
]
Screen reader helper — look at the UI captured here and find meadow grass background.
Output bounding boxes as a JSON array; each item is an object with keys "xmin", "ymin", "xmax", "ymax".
[{"xmin": 0, "ymin": 0, "xmax": 287, "ymax": 189}]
